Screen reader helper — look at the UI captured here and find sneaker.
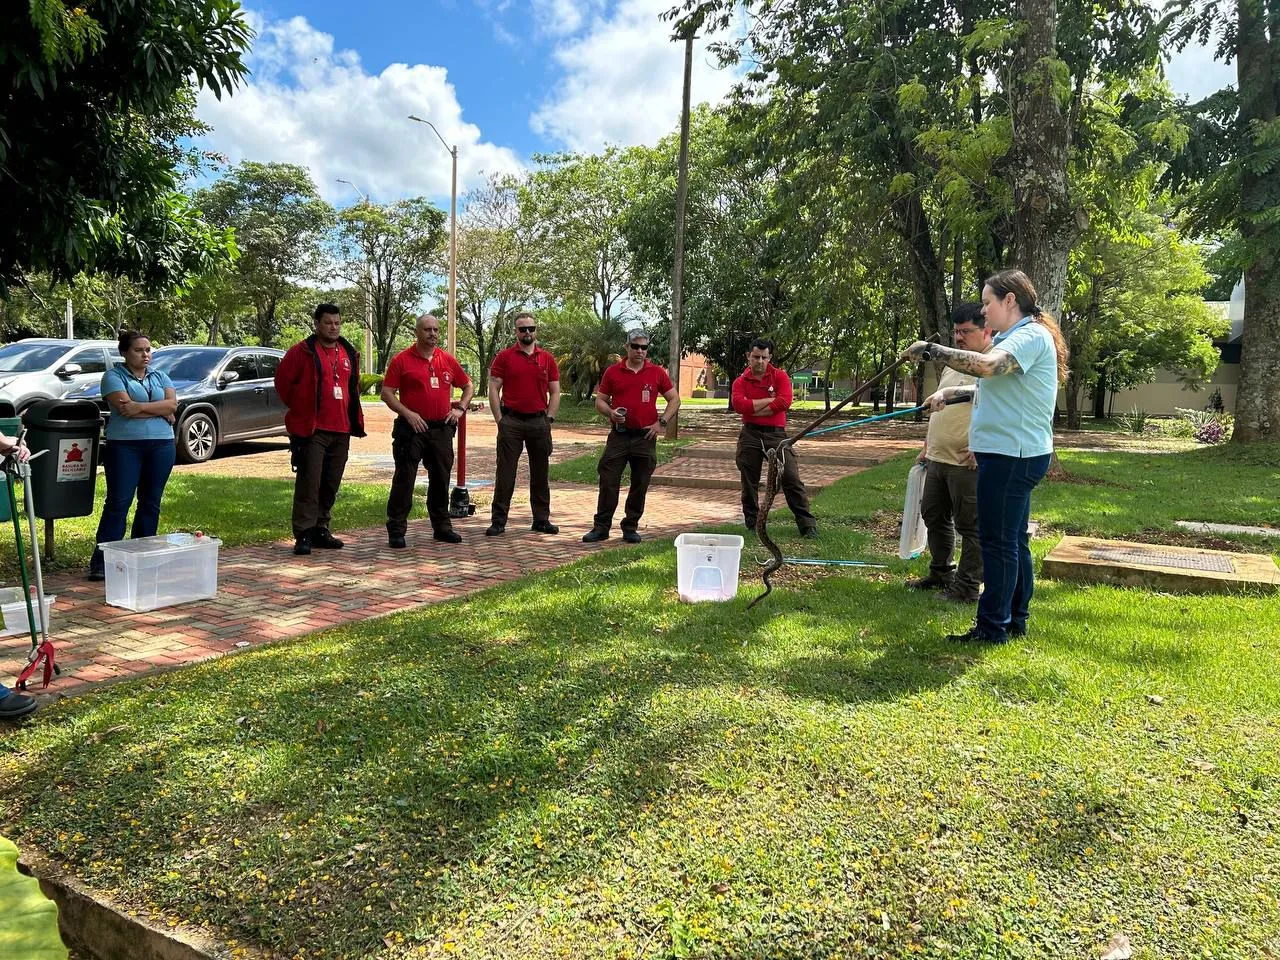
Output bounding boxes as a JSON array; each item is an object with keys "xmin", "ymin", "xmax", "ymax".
[
  {"xmin": 939, "ymin": 586, "xmax": 979, "ymax": 604},
  {"xmin": 1009, "ymin": 623, "xmax": 1027, "ymax": 637},
  {"xmin": 907, "ymin": 575, "xmax": 951, "ymax": 591},
  {"xmin": 582, "ymin": 528, "xmax": 610, "ymax": 543},
  {"xmin": 0, "ymin": 690, "xmax": 38, "ymax": 721},
  {"xmin": 311, "ymin": 528, "xmax": 344, "ymax": 549},
  {"xmin": 945, "ymin": 625, "xmax": 1007, "ymax": 644},
  {"xmin": 294, "ymin": 533, "xmax": 312, "ymax": 556},
  {"xmin": 531, "ymin": 520, "xmax": 559, "ymax": 535},
  {"xmin": 484, "ymin": 524, "xmax": 505, "ymax": 537},
  {"xmin": 388, "ymin": 534, "xmax": 407, "ymax": 549},
  {"xmin": 433, "ymin": 530, "xmax": 462, "ymax": 544},
  {"xmin": 622, "ymin": 530, "xmax": 642, "ymax": 544}
]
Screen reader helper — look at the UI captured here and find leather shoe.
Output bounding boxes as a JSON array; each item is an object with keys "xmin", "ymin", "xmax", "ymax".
[
  {"xmin": 484, "ymin": 524, "xmax": 505, "ymax": 537},
  {"xmin": 388, "ymin": 534, "xmax": 407, "ymax": 549},
  {"xmin": 908, "ymin": 574, "xmax": 950, "ymax": 591},
  {"xmin": 311, "ymin": 528, "xmax": 344, "ymax": 549},
  {"xmin": 433, "ymin": 530, "xmax": 462, "ymax": 544},
  {"xmin": 531, "ymin": 520, "xmax": 559, "ymax": 535},
  {"xmin": 0, "ymin": 690, "xmax": 38, "ymax": 720},
  {"xmin": 946, "ymin": 625, "xmax": 1007, "ymax": 644},
  {"xmin": 582, "ymin": 528, "xmax": 610, "ymax": 543},
  {"xmin": 294, "ymin": 533, "xmax": 312, "ymax": 556},
  {"xmin": 622, "ymin": 530, "xmax": 642, "ymax": 544}
]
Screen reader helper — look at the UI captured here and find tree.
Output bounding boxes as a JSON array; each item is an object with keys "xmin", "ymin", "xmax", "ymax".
[
  {"xmin": 193, "ymin": 162, "xmax": 335, "ymax": 347},
  {"xmin": 538, "ymin": 306, "xmax": 628, "ymax": 401},
  {"xmin": 0, "ymin": 0, "xmax": 250, "ymax": 292},
  {"xmin": 447, "ymin": 176, "xmax": 541, "ymax": 393},
  {"xmin": 521, "ymin": 150, "xmax": 642, "ymax": 323},
  {"xmin": 333, "ymin": 198, "xmax": 446, "ymax": 372},
  {"xmin": 1167, "ymin": 1, "xmax": 1280, "ymax": 442}
]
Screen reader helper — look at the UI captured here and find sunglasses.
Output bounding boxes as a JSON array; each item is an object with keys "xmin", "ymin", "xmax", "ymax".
[
  {"xmin": 628, "ymin": 342, "xmax": 649, "ymax": 350},
  {"xmin": 517, "ymin": 325, "xmax": 537, "ymax": 333}
]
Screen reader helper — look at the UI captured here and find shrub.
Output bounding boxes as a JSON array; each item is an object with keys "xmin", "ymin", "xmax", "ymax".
[
  {"xmin": 1118, "ymin": 407, "xmax": 1149, "ymax": 434},
  {"xmin": 691, "ymin": 388, "xmax": 707, "ymax": 399},
  {"xmin": 1195, "ymin": 419, "xmax": 1228, "ymax": 444},
  {"xmin": 359, "ymin": 374, "xmax": 384, "ymax": 396}
]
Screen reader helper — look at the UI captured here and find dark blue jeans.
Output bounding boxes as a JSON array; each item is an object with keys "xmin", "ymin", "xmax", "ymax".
[
  {"xmin": 974, "ymin": 452, "xmax": 1051, "ymax": 639},
  {"xmin": 92, "ymin": 439, "xmax": 177, "ymax": 564}
]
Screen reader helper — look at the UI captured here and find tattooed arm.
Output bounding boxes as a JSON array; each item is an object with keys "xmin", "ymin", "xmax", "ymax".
[{"xmin": 901, "ymin": 341, "xmax": 1021, "ymax": 378}]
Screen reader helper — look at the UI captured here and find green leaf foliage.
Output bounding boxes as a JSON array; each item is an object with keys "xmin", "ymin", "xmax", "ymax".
[{"xmin": 0, "ymin": 836, "xmax": 68, "ymax": 960}]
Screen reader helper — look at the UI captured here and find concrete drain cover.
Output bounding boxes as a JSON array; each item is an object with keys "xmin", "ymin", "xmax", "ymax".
[{"xmin": 1088, "ymin": 547, "xmax": 1236, "ymax": 573}]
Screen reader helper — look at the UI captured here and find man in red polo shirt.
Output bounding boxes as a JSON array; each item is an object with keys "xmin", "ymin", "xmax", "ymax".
[
  {"xmin": 381, "ymin": 313, "xmax": 475, "ymax": 548},
  {"xmin": 275, "ymin": 303, "xmax": 367, "ymax": 556},
  {"xmin": 583, "ymin": 329, "xmax": 680, "ymax": 544},
  {"xmin": 731, "ymin": 337, "xmax": 817, "ymax": 537},
  {"xmin": 486, "ymin": 311, "xmax": 561, "ymax": 536}
]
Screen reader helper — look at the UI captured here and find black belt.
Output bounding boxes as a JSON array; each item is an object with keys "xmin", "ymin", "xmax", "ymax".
[
  {"xmin": 501, "ymin": 408, "xmax": 546, "ymax": 420},
  {"xmin": 397, "ymin": 416, "xmax": 451, "ymax": 428},
  {"xmin": 744, "ymin": 423, "xmax": 785, "ymax": 433},
  {"xmin": 613, "ymin": 426, "xmax": 653, "ymax": 437}
]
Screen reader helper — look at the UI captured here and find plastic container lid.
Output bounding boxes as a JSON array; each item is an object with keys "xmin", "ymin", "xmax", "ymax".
[{"xmin": 99, "ymin": 534, "xmax": 222, "ymax": 556}]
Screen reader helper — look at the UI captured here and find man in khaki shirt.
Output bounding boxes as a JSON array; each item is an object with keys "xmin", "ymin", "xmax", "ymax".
[{"xmin": 908, "ymin": 303, "xmax": 992, "ymax": 602}]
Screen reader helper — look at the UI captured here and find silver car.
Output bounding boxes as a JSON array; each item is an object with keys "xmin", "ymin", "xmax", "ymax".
[{"xmin": 0, "ymin": 339, "xmax": 120, "ymax": 415}]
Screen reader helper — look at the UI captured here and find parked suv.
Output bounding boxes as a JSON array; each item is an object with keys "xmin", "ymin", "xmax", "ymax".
[
  {"xmin": 72, "ymin": 345, "xmax": 289, "ymax": 463},
  {"xmin": 0, "ymin": 339, "xmax": 121, "ymax": 414}
]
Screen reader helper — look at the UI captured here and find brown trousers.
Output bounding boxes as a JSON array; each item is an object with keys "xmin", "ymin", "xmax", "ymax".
[
  {"xmin": 921, "ymin": 458, "xmax": 983, "ymax": 594},
  {"xmin": 386, "ymin": 418, "xmax": 456, "ymax": 536},
  {"xmin": 592, "ymin": 429, "xmax": 658, "ymax": 533},
  {"xmin": 490, "ymin": 413, "xmax": 552, "ymax": 526},
  {"xmin": 291, "ymin": 430, "xmax": 350, "ymax": 538},
  {"xmin": 735, "ymin": 425, "xmax": 816, "ymax": 532}
]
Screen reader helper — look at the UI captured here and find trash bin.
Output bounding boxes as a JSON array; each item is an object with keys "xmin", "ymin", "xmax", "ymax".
[{"xmin": 21, "ymin": 399, "xmax": 102, "ymax": 519}]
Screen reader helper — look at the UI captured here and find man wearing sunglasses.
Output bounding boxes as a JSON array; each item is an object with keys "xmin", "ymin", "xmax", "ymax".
[
  {"xmin": 732, "ymin": 337, "xmax": 818, "ymax": 537},
  {"xmin": 583, "ymin": 330, "xmax": 680, "ymax": 544},
  {"xmin": 486, "ymin": 311, "xmax": 562, "ymax": 536}
]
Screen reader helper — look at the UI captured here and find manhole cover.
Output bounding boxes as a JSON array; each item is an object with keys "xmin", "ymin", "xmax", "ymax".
[{"xmin": 1088, "ymin": 547, "xmax": 1236, "ymax": 573}]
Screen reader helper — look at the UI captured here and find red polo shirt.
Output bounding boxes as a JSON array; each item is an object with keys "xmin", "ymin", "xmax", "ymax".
[
  {"xmin": 384, "ymin": 346, "xmax": 470, "ymax": 420},
  {"xmin": 597, "ymin": 360, "xmax": 674, "ymax": 428},
  {"xmin": 490, "ymin": 345, "xmax": 559, "ymax": 414},
  {"xmin": 731, "ymin": 363, "xmax": 792, "ymax": 428},
  {"xmin": 314, "ymin": 343, "xmax": 354, "ymax": 433}
]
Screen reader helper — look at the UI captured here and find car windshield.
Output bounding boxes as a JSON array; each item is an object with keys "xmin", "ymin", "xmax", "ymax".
[
  {"xmin": 0, "ymin": 343, "xmax": 68, "ymax": 373},
  {"xmin": 148, "ymin": 348, "xmax": 226, "ymax": 382}
]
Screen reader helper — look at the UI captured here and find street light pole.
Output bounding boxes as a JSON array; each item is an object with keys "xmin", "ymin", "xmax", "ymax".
[
  {"xmin": 408, "ymin": 115, "xmax": 471, "ymax": 517},
  {"xmin": 336, "ymin": 179, "xmax": 375, "ymax": 374}
]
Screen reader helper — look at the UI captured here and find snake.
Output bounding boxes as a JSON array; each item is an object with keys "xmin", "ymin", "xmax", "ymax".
[{"xmin": 747, "ymin": 441, "xmax": 786, "ymax": 610}]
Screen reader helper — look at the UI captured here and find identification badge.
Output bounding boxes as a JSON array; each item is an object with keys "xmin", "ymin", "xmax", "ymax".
[
  {"xmin": 333, "ymin": 385, "xmax": 343, "ymax": 400},
  {"xmin": 430, "ymin": 377, "xmax": 440, "ymax": 389},
  {"xmin": 641, "ymin": 387, "xmax": 651, "ymax": 403}
]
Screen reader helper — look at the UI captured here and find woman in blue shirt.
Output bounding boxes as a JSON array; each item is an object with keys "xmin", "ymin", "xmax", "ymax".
[
  {"xmin": 87, "ymin": 330, "xmax": 178, "ymax": 581},
  {"xmin": 903, "ymin": 269, "xmax": 1069, "ymax": 643}
]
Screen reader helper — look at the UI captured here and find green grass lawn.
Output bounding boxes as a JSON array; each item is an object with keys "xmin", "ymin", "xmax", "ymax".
[
  {"xmin": 547, "ymin": 438, "xmax": 695, "ymax": 485},
  {"xmin": 0, "ymin": 474, "xmax": 408, "ymax": 580},
  {"xmin": 2, "ymin": 447, "xmax": 1279, "ymax": 959}
]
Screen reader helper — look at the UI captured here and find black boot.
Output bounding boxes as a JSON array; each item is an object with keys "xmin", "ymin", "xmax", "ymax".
[{"xmin": 294, "ymin": 532, "xmax": 313, "ymax": 556}]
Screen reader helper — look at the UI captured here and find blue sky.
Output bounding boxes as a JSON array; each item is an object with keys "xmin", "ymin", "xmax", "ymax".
[{"xmin": 194, "ymin": 1, "xmax": 1237, "ymax": 207}]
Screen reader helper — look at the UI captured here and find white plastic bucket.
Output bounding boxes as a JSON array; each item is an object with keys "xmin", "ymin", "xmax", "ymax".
[
  {"xmin": 899, "ymin": 462, "xmax": 928, "ymax": 560},
  {"xmin": 675, "ymin": 533, "xmax": 744, "ymax": 602}
]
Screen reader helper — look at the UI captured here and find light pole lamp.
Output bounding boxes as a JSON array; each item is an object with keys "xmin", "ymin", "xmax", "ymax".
[
  {"xmin": 336, "ymin": 178, "xmax": 376, "ymax": 374},
  {"xmin": 407, "ymin": 115, "xmax": 472, "ymax": 518},
  {"xmin": 406, "ymin": 115, "xmax": 458, "ymax": 354}
]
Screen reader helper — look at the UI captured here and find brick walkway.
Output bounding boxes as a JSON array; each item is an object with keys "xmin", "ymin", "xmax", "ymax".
[{"xmin": 0, "ymin": 485, "xmax": 742, "ymax": 701}]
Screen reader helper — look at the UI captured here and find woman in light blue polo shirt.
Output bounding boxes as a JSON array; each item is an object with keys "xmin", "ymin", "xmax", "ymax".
[
  {"xmin": 904, "ymin": 269, "xmax": 1068, "ymax": 643},
  {"xmin": 87, "ymin": 330, "xmax": 178, "ymax": 581}
]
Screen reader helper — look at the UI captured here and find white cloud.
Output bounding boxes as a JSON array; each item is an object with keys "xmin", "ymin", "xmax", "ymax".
[
  {"xmin": 195, "ymin": 11, "xmax": 523, "ymax": 203},
  {"xmin": 531, "ymin": 0, "xmax": 741, "ymax": 152},
  {"xmin": 532, "ymin": 0, "xmax": 605, "ymax": 36}
]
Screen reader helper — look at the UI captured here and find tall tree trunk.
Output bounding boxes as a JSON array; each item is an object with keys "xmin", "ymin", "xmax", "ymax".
[
  {"xmin": 892, "ymin": 192, "xmax": 949, "ymax": 343},
  {"xmin": 1093, "ymin": 365, "xmax": 1108, "ymax": 420},
  {"xmin": 1006, "ymin": 0, "xmax": 1082, "ymax": 316},
  {"xmin": 1232, "ymin": 0, "xmax": 1280, "ymax": 441}
]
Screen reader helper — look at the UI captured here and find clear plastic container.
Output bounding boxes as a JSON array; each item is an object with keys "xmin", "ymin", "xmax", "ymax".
[
  {"xmin": 0, "ymin": 587, "xmax": 55, "ymax": 637},
  {"xmin": 100, "ymin": 533, "xmax": 222, "ymax": 612},
  {"xmin": 675, "ymin": 533, "xmax": 744, "ymax": 602}
]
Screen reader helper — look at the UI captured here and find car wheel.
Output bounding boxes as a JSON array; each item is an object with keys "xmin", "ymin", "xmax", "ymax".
[{"xmin": 176, "ymin": 412, "xmax": 217, "ymax": 464}]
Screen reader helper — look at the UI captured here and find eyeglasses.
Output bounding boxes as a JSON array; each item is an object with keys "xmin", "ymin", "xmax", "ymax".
[
  {"xmin": 517, "ymin": 325, "xmax": 536, "ymax": 333},
  {"xmin": 628, "ymin": 343, "xmax": 649, "ymax": 350}
]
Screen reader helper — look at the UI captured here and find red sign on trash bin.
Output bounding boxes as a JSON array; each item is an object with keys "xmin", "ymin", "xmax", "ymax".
[{"xmin": 56, "ymin": 439, "xmax": 92, "ymax": 483}]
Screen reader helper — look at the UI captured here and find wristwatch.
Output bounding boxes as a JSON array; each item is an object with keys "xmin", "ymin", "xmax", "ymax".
[
  {"xmin": 658, "ymin": 417, "xmax": 668, "ymax": 427},
  {"xmin": 548, "ymin": 416, "xmax": 556, "ymax": 424}
]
